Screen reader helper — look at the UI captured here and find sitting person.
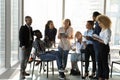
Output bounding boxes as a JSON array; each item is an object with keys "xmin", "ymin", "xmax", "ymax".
[
  {"xmin": 44, "ymin": 20, "xmax": 57, "ymax": 48},
  {"xmin": 29, "ymin": 30, "xmax": 66, "ymax": 79},
  {"xmin": 70, "ymin": 31, "xmax": 85, "ymax": 75}
]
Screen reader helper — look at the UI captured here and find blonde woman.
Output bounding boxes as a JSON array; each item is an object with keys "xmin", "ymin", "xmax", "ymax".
[
  {"xmin": 58, "ymin": 19, "xmax": 73, "ymax": 79},
  {"xmin": 93, "ymin": 15, "xmax": 112, "ymax": 80},
  {"xmin": 70, "ymin": 31, "xmax": 85, "ymax": 75}
]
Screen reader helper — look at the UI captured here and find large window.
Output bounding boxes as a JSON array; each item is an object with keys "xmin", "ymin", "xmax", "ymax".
[
  {"xmin": 65, "ymin": 0, "xmax": 104, "ymax": 34},
  {"xmin": 24, "ymin": 0, "xmax": 62, "ymax": 37},
  {"xmin": 106, "ymin": 0, "xmax": 120, "ymax": 45},
  {"xmin": 0, "ymin": 0, "xmax": 5, "ymax": 69},
  {"xmin": 11, "ymin": 0, "xmax": 19, "ymax": 66}
]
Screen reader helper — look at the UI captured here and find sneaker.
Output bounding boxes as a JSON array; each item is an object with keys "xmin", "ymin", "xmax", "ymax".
[
  {"xmin": 24, "ymin": 72, "xmax": 30, "ymax": 76},
  {"xmin": 70, "ymin": 69, "xmax": 81, "ymax": 76},
  {"xmin": 28, "ymin": 57, "xmax": 33, "ymax": 63},
  {"xmin": 58, "ymin": 72, "xmax": 66, "ymax": 79},
  {"xmin": 92, "ymin": 76, "xmax": 98, "ymax": 79}
]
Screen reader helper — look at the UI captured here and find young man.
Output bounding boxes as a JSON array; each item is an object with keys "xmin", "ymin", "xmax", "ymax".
[
  {"xmin": 29, "ymin": 30, "xmax": 66, "ymax": 79},
  {"xmin": 19, "ymin": 16, "xmax": 34, "ymax": 79},
  {"xmin": 82, "ymin": 20, "xmax": 96, "ymax": 79}
]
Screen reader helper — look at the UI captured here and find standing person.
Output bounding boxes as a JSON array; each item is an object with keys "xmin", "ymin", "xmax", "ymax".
[
  {"xmin": 82, "ymin": 20, "xmax": 96, "ymax": 79},
  {"xmin": 70, "ymin": 31, "xmax": 85, "ymax": 76},
  {"xmin": 19, "ymin": 16, "xmax": 34, "ymax": 79},
  {"xmin": 44, "ymin": 20, "xmax": 57, "ymax": 48},
  {"xmin": 58, "ymin": 19, "xmax": 73, "ymax": 79},
  {"xmin": 92, "ymin": 11, "xmax": 101, "ymax": 79},
  {"xmin": 93, "ymin": 15, "xmax": 112, "ymax": 80}
]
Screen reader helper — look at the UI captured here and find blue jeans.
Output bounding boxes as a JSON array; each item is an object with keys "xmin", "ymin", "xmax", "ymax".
[
  {"xmin": 39, "ymin": 51, "xmax": 62, "ymax": 70},
  {"xmin": 58, "ymin": 47, "xmax": 69, "ymax": 70},
  {"xmin": 93, "ymin": 41, "xmax": 100, "ymax": 77},
  {"xmin": 93, "ymin": 41, "xmax": 99, "ymax": 62}
]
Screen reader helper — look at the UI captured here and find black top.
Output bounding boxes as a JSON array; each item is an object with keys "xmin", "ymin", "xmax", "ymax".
[
  {"xmin": 19, "ymin": 25, "xmax": 34, "ymax": 48},
  {"xmin": 45, "ymin": 27, "xmax": 57, "ymax": 42}
]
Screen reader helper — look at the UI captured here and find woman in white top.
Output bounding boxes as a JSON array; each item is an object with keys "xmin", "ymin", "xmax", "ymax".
[
  {"xmin": 70, "ymin": 31, "xmax": 85, "ymax": 75},
  {"xmin": 93, "ymin": 15, "xmax": 112, "ymax": 80},
  {"xmin": 58, "ymin": 19, "xmax": 73, "ymax": 78}
]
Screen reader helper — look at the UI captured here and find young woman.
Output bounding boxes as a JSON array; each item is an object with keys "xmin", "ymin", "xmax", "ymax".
[
  {"xmin": 70, "ymin": 31, "xmax": 85, "ymax": 75},
  {"xmin": 93, "ymin": 15, "xmax": 112, "ymax": 80},
  {"xmin": 58, "ymin": 19, "xmax": 73, "ymax": 78},
  {"xmin": 44, "ymin": 20, "xmax": 57, "ymax": 48}
]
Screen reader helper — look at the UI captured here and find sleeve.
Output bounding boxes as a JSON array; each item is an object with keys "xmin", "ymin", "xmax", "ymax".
[
  {"xmin": 81, "ymin": 42, "xmax": 85, "ymax": 49},
  {"xmin": 83, "ymin": 31, "xmax": 87, "ymax": 42},
  {"xmin": 45, "ymin": 26, "xmax": 49, "ymax": 37},
  {"xmin": 102, "ymin": 29, "xmax": 111, "ymax": 45},
  {"xmin": 53, "ymin": 28, "xmax": 57, "ymax": 42},
  {"xmin": 33, "ymin": 39, "xmax": 40, "ymax": 53},
  {"xmin": 19, "ymin": 26, "xmax": 26, "ymax": 46},
  {"xmin": 68, "ymin": 27, "xmax": 73, "ymax": 38}
]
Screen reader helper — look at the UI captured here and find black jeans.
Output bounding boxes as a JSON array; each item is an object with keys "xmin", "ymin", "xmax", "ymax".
[
  {"xmin": 85, "ymin": 44, "xmax": 96, "ymax": 73},
  {"xmin": 98, "ymin": 43, "xmax": 110, "ymax": 79}
]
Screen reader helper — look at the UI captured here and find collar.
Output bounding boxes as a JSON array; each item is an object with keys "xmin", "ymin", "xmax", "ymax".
[{"xmin": 25, "ymin": 24, "xmax": 31, "ymax": 28}]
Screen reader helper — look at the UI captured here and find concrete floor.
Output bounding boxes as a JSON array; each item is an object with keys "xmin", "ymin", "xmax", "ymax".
[
  {"xmin": 0, "ymin": 61, "xmax": 120, "ymax": 80},
  {"xmin": 0, "ymin": 50, "xmax": 120, "ymax": 80}
]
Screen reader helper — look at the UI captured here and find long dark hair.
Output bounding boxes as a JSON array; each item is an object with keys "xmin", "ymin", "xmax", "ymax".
[
  {"xmin": 93, "ymin": 11, "xmax": 101, "ymax": 18},
  {"xmin": 45, "ymin": 20, "xmax": 53, "ymax": 30}
]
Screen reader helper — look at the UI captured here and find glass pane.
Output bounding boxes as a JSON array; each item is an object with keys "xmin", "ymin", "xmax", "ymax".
[
  {"xmin": 0, "ymin": 0, "xmax": 5, "ymax": 68},
  {"xmin": 24, "ymin": 0, "xmax": 62, "ymax": 41},
  {"xmin": 106, "ymin": 0, "xmax": 120, "ymax": 45},
  {"xmin": 65, "ymin": 0, "xmax": 104, "ymax": 34},
  {"xmin": 11, "ymin": 0, "xmax": 19, "ymax": 66}
]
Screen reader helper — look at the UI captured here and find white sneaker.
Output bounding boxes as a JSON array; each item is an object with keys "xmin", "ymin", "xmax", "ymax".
[{"xmin": 59, "ymin": 69, "xmax": 65, "ymax": 72}]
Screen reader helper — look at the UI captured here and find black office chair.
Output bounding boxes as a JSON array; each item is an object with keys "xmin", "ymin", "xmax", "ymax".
[{"xmin": 110, "ymin": 51, "xmax": 120, "ymax": 78}]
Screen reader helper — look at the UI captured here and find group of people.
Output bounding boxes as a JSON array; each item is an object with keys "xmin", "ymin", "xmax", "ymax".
[{"xmin": 19, "ymin": 11, "xmax": 112, "ymax": 80}]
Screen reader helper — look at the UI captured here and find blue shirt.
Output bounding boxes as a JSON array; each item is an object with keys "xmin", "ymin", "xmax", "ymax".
[{"xmin": 84, "ymin": 29, "xmax": 93, "ymax": 45}]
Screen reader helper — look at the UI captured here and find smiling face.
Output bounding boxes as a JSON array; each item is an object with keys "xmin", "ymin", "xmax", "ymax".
[
  {"xmin": 63, "ymin": 19, "xmax": 71, "ymax": 29},
  {"xmin": 75, "ymin": 32, "xmax": 82, "ymax": 41},
  {"xmin": 36, "ymin": 31, "xmax": 42, "ymax": 38},
  {"xmin": 86, "ymin": 22, "xmax": 92, "ymax": 29},
  {"xmin": 25, "ymin": 17, "xmax": 32, "ymax": 26}
]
